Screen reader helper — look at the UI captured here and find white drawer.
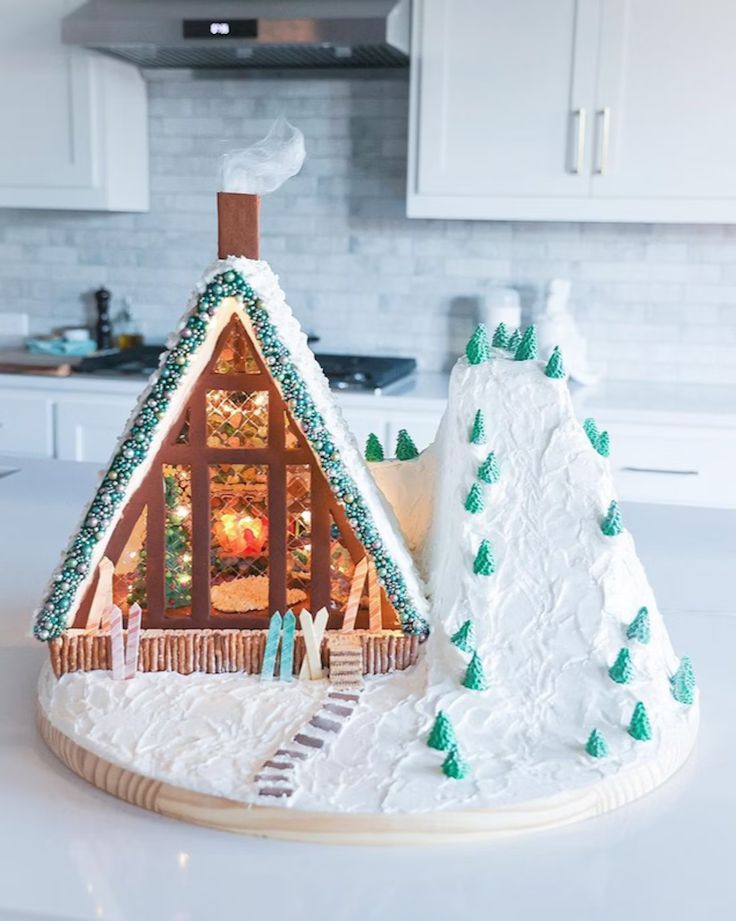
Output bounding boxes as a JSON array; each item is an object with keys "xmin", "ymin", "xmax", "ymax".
[
  {"xmin": 607, "ymin": 422, "xmax": 736, "ymax": 509},
  {"xmin": 0, "ymin": 392, "xmax": 54, "ymax": 458},
  {"xmin": 385, "ymin": 410, "xmax": 442, "ymax": 455},
  {"xmin": 55, "ymin": 397, "xmax": 136, "ymax": 463}
]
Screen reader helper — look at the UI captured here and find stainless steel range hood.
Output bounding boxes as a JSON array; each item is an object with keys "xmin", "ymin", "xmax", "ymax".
[{"xmin": 62, "ymin": 0, "xmax": 410, "ymax": 70}]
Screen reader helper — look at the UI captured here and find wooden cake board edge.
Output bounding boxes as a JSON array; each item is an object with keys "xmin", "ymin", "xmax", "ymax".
[{"xmin": 37, "ymin": 706, "xmax": 698, "ymax": 846}]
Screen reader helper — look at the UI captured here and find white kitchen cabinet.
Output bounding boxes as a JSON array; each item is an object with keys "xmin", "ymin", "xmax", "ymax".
[
  {"xmin": 590, "ymin": 0, "xmax": 736, "ymax": 209},
  {"xmin": 408, "ymin": 0, "xmax": 736, "ymax": 223},
  {"xmin": 339, "ymin": 405, "xmax": 387, "ymax": 457},
  {"xmin": 337, "ymin": 398, "xmax": 444, "ymax": 459},
  {"xmin": 606, "ymin": 421, "xmax": 736, "ymax": 511},
  {"xmin": 384, "ymin": 410, "xmax": 441, "ymax": 455},
  {"xmin": 0, "ymin": 391, "xmax": 54, "ymax": 458},
  {"xmin": 0, "ymin": 374, "xmax": 733, "ymax": 509},
  {"xmin": 0, "ymin": 0, "xmax": 148, "ymax": 212},
  {"xmin": 410, "ymin": 0, "xmax": 596, "ymax": 203},
  {"xmin": 55, "ymin": 397, "xmax": 135, "ymax": 462}
]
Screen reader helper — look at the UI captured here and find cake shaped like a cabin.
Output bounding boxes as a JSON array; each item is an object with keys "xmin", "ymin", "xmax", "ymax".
[{"xmin": 34, "ymin": 189, "xmax": 698, "ymax": 843}]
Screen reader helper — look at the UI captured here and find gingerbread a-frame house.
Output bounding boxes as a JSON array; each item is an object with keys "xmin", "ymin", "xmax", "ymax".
[{"xmin": 35, "ymin": 193, "xmax": 429, "ymax": 678}]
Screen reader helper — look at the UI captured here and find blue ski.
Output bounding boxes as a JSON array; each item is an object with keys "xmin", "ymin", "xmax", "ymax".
[
  {"xmin": 279, "ymin": 610, "xmax": 296, "ymax": 682},
  {"xmin": 261, "ymin": 611, "xmax": 282, "ymax": 681}
]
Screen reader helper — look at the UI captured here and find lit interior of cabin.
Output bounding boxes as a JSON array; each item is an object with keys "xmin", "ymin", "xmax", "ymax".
[{"xmin": 78, "ymin": 314, "xmax": 399, "ymax": 634}]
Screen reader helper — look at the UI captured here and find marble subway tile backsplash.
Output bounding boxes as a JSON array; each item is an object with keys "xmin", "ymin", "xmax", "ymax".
[{"xmin": 1, "ymin": 73, "xmax": 736, "ymax": 383}]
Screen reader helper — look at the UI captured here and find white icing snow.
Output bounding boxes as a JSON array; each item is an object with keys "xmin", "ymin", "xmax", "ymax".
[
  {"xmin": 40, "ymin": 348, "xmax": 698, "ymax": 819},
  {"xmin": 369, "ymin": 450, "xmax": 437, "ymax": 566}
]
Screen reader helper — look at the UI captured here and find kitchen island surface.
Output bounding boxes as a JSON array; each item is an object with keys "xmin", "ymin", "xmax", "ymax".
[{"xmin": 1, "ymin": 459, "xmax": 734, "ymax": 921}]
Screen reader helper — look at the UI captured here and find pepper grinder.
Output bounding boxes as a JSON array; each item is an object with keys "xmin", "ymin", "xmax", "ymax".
[{"xmin": 94, "ymin": 286, "xmax": 113, "ymax": 351}]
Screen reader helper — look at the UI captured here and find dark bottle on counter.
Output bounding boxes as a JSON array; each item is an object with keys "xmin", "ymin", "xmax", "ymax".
[{"xmin": 94, "ymin": 286, "xmax": 113, "ymax": 351}]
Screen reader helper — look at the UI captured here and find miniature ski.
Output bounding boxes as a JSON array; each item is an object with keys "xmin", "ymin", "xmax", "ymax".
[
  {"xmin": 279, "ymin": 610, "xmax": 296, "ymax": 682},
  {"xmin": 124, "ymin": 603, "xmax": 142, "ymax": 679},
  {"xmin": 300, "ymin": 607, "xmax": 328, "ymax": 679},
  {"xmin": 261, "ymin": 611, "xmax": 282, "ymax": 681},
  {"xmin": 342, "ymin": 557, "xmax": 368, "ymax": 632},
  {"xmin": 106, "ymin": 604, "xmax": 125, "ymax": 681}
]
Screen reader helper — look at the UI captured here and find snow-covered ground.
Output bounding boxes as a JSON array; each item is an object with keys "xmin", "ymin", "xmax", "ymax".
[{"xmin": 39, "ymin": 350, "xmax": 698, "ymax": 817}]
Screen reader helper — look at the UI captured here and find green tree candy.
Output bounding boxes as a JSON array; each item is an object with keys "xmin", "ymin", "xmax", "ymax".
[
  {"xmin": 427, "ymin": 711, "xmax": 457, "ymax": 751},
  {"xmin": 601, "ymin": 500, "xmax": 624, "ymax": 537},
  {"xmin": 626, "ymin": 607, "xmax": 651, "ymax": 644},
  {"xmin": 671, "ymin": 656, "xmax": 696, "ymax": 705},
  {"xmin": 473, "ymin": 539, "xmax": 496, "ymax": 575},
  {"xmin": 478, "ymin": 452, "xmax": 501, "ymax": 485},
  {"xmin": 585, "ymin": 729, "xmax": 609, "ymax": 758},
  {"xmin": 364, "ymin": 432, "xmax": 384, "ymax": 462},
  {"xmin": 608, "ymin": 647, "xmax": 633, "ymax": 684},
  {"xmin": 628, "ymin": 702, "xmax": 652, "ymax": 741},
  {"xmin": 465, "ymin": 324, "xmax": 491, "ymax": 365},
  {"xmin": 463, "ymin": 651, "xmax": 488, "ymax": 691},
  {"xmin": 514, "ymin": 324, "xmax": 538, "ymax": 360},
  {"xmin": 451, "ymin": 619, "xmax": 475, "ymax": 653},
  {"xmin": 442, "ymin": 746, "xmax": 470, "ymax": 780},
  {"xmin": 464, "ymin": 483, "xmax": 485, "ymax": 514},
  {"xmin": 583, "ymin": 417, "xmax": 599, "ymax": 448},
  {"xmin": 492, "ymin": 322, "xmax": 509, "ymax": 348},
  {"xmin": 544, "ymin": 346, "xmax": 566, "ymax": 379},
  {"xmin": 395, "ymin": 428, "xmax": 419, "ymax": 460},
  {"xmin": 470, "ymin": 409, "xmax": 487, "ymax": 445}
]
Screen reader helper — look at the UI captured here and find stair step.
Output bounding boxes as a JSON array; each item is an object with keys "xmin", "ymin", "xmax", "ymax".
[{"xmin": 294, "ymin": 733, "xmax": 325, "ymax": 749}]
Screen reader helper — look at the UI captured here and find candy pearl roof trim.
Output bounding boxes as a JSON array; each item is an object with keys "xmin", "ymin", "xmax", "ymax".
[{"xmin": 33, "ymin": 258, "xmax": 430, "ymax": 641}]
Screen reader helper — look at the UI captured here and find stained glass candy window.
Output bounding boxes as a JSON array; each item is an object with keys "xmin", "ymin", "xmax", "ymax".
[
  {"xmin": 113, "ymin": 507, "xmax": 148, "ymax": 610},
  {"xmin": 210, "ymin": 464, "xmax": 269, "ymax": 614},
  {"xmin": 163, "ymin": 465, "xmax": 192, "ymax": 614},
  {"xmin": 206, "ymin": 390, "xmax": 269, "ymax": 448},
  {"xmin": 213, "ymin": 321, "xmax": 259, "ymax": 374},
  {"xmin": 286, "ymin": 465, "xmax": 311, "ymax": 611}
]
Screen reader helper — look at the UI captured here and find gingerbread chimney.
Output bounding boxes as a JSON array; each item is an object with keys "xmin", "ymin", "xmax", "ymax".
[{"xmin": 217, "ymin": 192, "xmax": 260, "ymax": 260}]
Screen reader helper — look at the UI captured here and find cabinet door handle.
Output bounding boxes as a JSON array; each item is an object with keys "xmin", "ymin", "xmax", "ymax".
[
  {"xmin": 568, "ymin": 108, "xmax": 586, "ymax": 174},
  {"xmin": 620, "ymin": 466, "xmax": 699, "ymax": 477},
  {"xmin": 595, "ymin": 107, "xmax": 611, "ymax": 175}
]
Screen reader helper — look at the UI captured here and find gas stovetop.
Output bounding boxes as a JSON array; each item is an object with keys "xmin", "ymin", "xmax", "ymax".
[{"xmin": 76, "ymin": 346, "xmax": 416, "ymax": 393}]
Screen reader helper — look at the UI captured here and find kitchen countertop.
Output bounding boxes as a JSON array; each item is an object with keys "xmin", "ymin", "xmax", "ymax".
[
  {"xmin": 2, "ymin": 369, "xmax": 736, "ymax": 427},
  {"xmin": 1, "ymin": 458, "xmax": 735, "ymax": 921}
]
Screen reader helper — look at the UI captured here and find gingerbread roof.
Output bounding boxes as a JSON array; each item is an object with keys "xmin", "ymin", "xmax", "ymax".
[{"xmin": 33, "ymin": 257, "xmax": 430, "ymax": 640}]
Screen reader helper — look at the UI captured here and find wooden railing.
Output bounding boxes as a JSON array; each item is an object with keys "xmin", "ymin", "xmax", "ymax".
[{"xmin": 48, "ymin": 628, "xmax": 420, "ymax": 678}]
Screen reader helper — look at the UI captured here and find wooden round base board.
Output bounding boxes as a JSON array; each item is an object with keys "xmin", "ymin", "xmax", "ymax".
[{"xmin": 37, "ymin": 706, "xmax": 698, "ymax": 845}]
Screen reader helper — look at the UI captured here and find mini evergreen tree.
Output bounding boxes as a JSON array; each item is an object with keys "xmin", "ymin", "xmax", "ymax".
[
  {"xmin": 478, "ymin": 451, "xmax": 501, "ymax": 485},
  {"xmin": 465, "ymin": 324, "xmax": 491, "ymax": 365},
  {"xmin": 628, "ymin": 701, "xmax": 652, "ymax": 741},
  {"xmin": 463, "ymin": 651, "xmax": 488, "ymax": 690},
  {"xmin": 626, "ymin": 607, "xmax": 651, "ymax": 644},
  {"xmin": 514, "ymin": 324, "xmax": 538, "ymax": 361},
  {"xmin": 472, "ymin": 539, "xmax": 496, "ymax": 575},
  {"xmin": 608, "ymin": 647, "xmax": 633, "ymax": 684},
  {"xmin": 583, "ymin": 417, "xmax": 599, "ymax": 448},
  {"xmin": 596, "ymin": 430, "xmax": 611, "ymax": 457},
  {"xmin": 395, "ymin": 428, "xmax": 419, "ymax": 460},
  {"xmin": 470, "ymin": 409, "xmax": 487, "ymax": 445},
  {"xmin": 492, "ymin": 322, "xmax": 509, "ymax": 348},
  {"xmin": 671, "ymin": 656, "xmax": 696, "ymax": 705},
  {"xmin": 364, "ymin": 432, "xmax": 384, "ymax": 462},
  {"xmin": 507, "ymin": 328, "xmax": 521, "ymax": 351},
  {"xmin": 601, "ymin": 500, "xmax": 624, "ymax": 537},
  {"xmin": 544, "ymin": 346, "xmax": 566, "ymax": 379},
  {"xmin": 451, "ymin": 619, "xmax": 475, "ymax": 653},
  {"xmin": 442, "ymin": 745, "xmax": 470, "ymax": 780},
  {"xmin": 585, "ymin": 729, "xmax": 609, "ymax": 758},
  {"xmin": 464, "ymin": 482, "xmax": 485, "ymax": 514},
  {"xmin": 427, "ymin": 711, "xmax": 457, "ymax": 751}
]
